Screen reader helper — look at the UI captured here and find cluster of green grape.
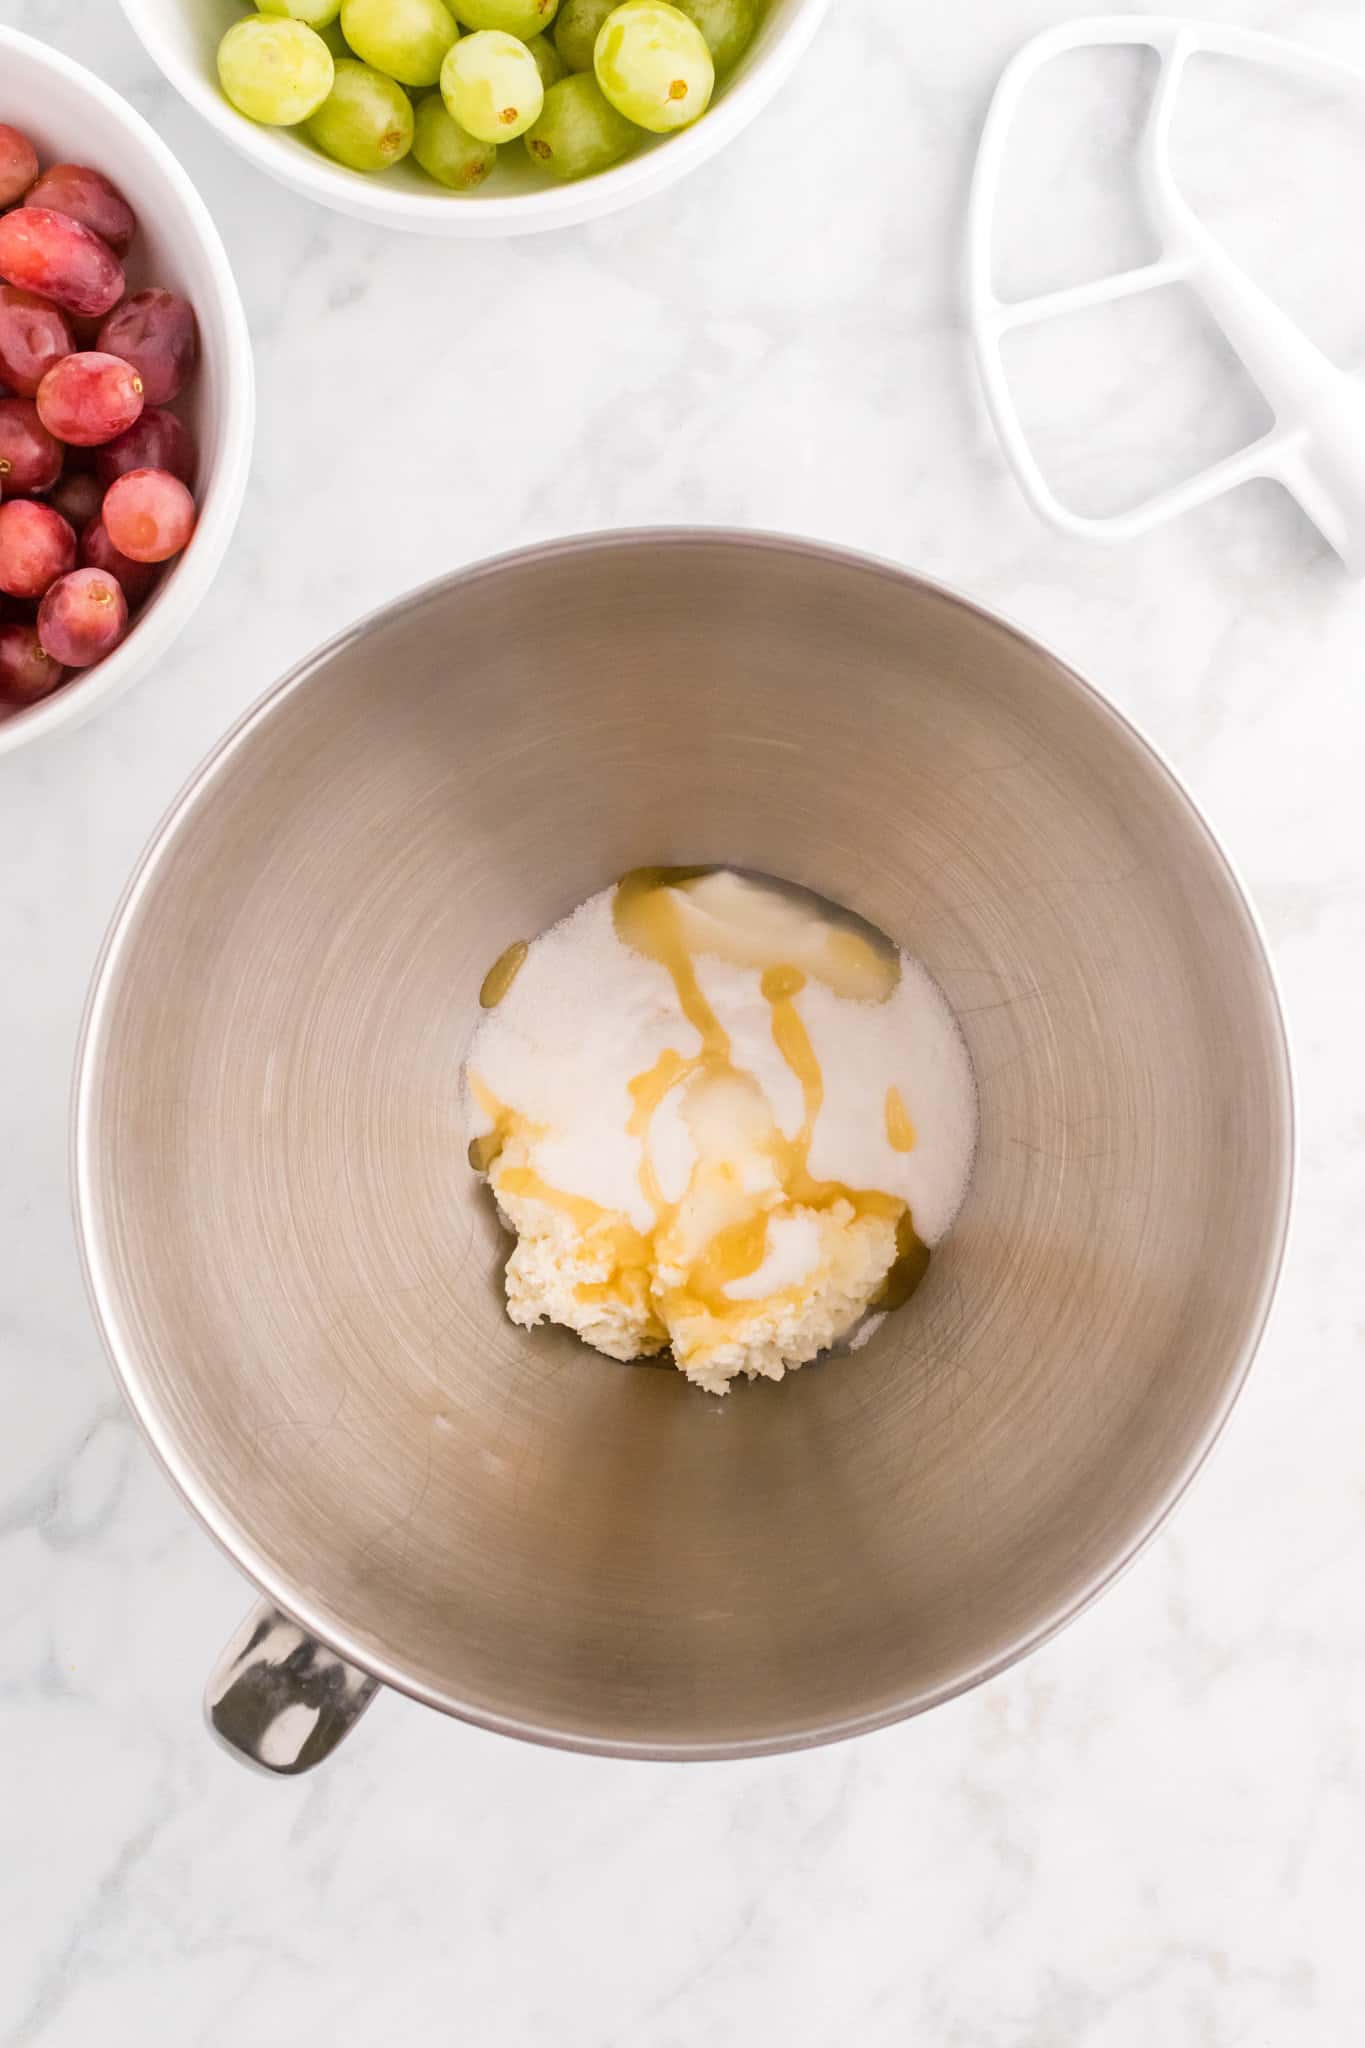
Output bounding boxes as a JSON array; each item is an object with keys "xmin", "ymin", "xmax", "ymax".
[{"xmin": 216, "ymin": 0, "xmax": 763, "ymax": 191}]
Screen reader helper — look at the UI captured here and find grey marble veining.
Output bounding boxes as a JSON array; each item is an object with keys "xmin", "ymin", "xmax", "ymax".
[{"xmin": 2, "ymin": 1, "xmax": 1364, "ymax": 2042}]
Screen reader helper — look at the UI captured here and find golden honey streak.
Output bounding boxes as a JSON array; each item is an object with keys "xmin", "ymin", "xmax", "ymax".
[
  {"xmin": 614, "ymin": 873, "xmax": 929, "ymax": 1333},
  {"xmin": 884, "ymin": 1084, "xmax": 917, "ymax": 1152},
  {"xmin": 627, "ymin": 1045, "xmax": 694, "ymax": 1218},
  {"xmin": 466, "ymin": 1074, "xmax": 524, "ymax": 1173},
  {"xmin": 613, "ymin": 867, "xmax": 733, "ymax": 1060},
  {"xmin": 471, "ymin": 872, "xmax": 932, "ymax": 1365},
  {"xmin": 468, "ymin": 1075, "xmax": 666, "ymax": 1344},
  {"xmin": 479, "ymin": 939, "xmax": 529, "ymax": 1009},
  {"xmin": 753, "ymin": 964, "xmax": 916, "ymax": 1296}
]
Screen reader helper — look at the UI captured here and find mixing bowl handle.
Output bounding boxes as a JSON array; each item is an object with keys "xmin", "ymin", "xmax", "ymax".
[{"xmin": 205, "ymin": 1599, "xmax": 381, "ymax": 1775}]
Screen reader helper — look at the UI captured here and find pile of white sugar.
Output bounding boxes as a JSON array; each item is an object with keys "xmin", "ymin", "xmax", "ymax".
[{"xmin": 463, "ymin": 872, "xmax": 978, "ymax": 1393}]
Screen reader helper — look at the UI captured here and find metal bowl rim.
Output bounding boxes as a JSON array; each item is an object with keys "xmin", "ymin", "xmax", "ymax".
[{"xmin": 70, "ymin": 527, "xmax": 1297, "ymax": 1760}]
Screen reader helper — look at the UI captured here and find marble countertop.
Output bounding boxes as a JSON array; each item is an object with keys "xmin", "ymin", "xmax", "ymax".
[{"xmin": 3, "ymin": 1, "xmax": 1363, "ymax": 2041}]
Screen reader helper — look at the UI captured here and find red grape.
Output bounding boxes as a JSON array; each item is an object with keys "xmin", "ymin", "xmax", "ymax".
[
  {"xmin": 102, "ymin": 468, "xmax": 195, "ymax": 563},
  {"xmin": 0, "ymin": 499, "xmax": 77, "ymax": 600},
  {"xmin": 0, "ymin": 284, "xmax": 75, "ymax": 397},
  {"xmin": 38, "ymin": 566, "xmax": 127, "ymax": 666},
  {"xmin": 48, "ymin": 469, "xmax": 104, "ymax": 530},
  {"xmin": 0, "ymin": 125, "xmax": 38, "ymax": 208},
  {"xmin": 97, "ymin": 290, "xmax": 198, "ymax": 406},
  {"xmin": 0, "ymin": 397, "xmax": 63, "ymax": 493},
  {"xmin": 24, "ymin": 164, "xmax": 137, "ymax": 256},
  {"xmin": 80, "ymin": 515, "xmax": 158, "ymax": 605},
  {"xmin": 0, "ymin": 208, "xmax": 125, "ymax": 319},
  {"xmin": 0, "ymin": 620, "xmax": 64, "ymax": 705},
  {"xmin": 36, "ymin": 351, "xmax": 145, "ymax": 446},
  {"xmin": 95, "ymin": 405, "xmax": 195, "ymax": 489}
]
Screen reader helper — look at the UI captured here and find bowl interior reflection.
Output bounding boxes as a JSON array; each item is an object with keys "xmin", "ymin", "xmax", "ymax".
[{"xmin": 77, "ymin": 534, "xmax": 1292, "ymax": 1755}]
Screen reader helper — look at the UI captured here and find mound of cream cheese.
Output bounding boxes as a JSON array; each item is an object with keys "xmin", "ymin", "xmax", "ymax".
[{"xmin": 463, "ymin": 869, "xmax": 977, "ymax": 1395}]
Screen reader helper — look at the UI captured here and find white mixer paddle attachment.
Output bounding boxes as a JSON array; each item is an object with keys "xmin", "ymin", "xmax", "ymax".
[{"xmin": 967, "ymin": 15, "xmax": 1365, "ymax": 573}]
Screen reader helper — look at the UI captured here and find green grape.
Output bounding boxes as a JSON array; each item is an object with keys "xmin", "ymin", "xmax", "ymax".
[
  {"xmin": 672, "ymin": 0, "xmax": 755, "ymax": 73},
  {"xmin": 594, "ymin": 2, "xmax": 713, "ymax": 131},
  {"xmin": 217, "ymin": 17, "xmax": 335, "ymax": 126},
  {"xmin": 526, "ymin": 33, "xmax": 567, "ymax": 88},
  {"xmin": 552, "ymin": 0, "xmax": 613, "ymax": 71},
  {"xmin": 455, "ymin": 0, "xmax": 559, "ymax": 38},
  {"xmin": 339, "ymin": 0, "xmax": 459, "ymax": 87},
  {"xmin": 441, "ymin": 30, "xmax": 544, "ymax": 139},
  {"xmin": 256, "ymin": 0, "xmax": 342, "ymax": 29},
  {"xmin": 522, "ymin": 71, "xmax": 635, "ymax": 178},
  {"xmin": 307, "ymin": 57, "xmax": 415, "ymax": 169},
  {"xmin": 412, "ymin": 91, "xmax": 497, "ymax": 186}
]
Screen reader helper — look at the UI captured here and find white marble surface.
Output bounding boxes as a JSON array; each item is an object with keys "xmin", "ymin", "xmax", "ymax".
[{"xmin": 3, "ymin": 1, "xmax": 1364, "ymax": 2040}]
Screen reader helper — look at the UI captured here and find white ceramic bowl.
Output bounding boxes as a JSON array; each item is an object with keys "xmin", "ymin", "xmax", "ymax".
[
  {"xmin": 0, "ymin": 27, "xmax": 253, "ymax": 759},
  {"xmin": 118, "ymin": 0, "xmax": 832, "ymax": 236}
]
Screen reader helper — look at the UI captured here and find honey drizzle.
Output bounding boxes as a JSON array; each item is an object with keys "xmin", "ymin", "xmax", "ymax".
[
  {"xmin": 479, "ymin": 940, "xmax": 529, "ymax": 1009},
  {"xmin": 467, "ymin": 1074, "xmax": 665, "ymax": 1343},
  {"xmin": 469, "ymin": 871, "xmax": 931, "ymax": 1359},
  {"xmin": 884, "ymin": 1084, "xmax": 917, "ymax": 1153}
]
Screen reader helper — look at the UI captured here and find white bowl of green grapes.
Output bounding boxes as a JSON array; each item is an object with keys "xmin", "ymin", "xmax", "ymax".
[{"xmin": 118, "ymin": 0, "xmax": 830, "ymax": 233}]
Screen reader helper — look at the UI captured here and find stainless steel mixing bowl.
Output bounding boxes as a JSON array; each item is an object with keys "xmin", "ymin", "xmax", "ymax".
[{"xmin": 74, "ymin": 533, "xmax": 1293, "ymax": 1770}]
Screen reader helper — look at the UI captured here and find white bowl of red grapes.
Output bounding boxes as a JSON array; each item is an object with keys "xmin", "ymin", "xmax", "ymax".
[
  {"xmin": 0, "ymin": 28, "xmax": 252, "ymax": 756},
  {"xmin": 118, "ymin": 0, "xmax": 830, "ymax": 234}
]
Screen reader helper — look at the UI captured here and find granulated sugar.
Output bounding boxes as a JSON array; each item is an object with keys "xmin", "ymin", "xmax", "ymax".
[{"xmin": 463, "ymin": 869, "xmax": 977, "ymax": 1393}]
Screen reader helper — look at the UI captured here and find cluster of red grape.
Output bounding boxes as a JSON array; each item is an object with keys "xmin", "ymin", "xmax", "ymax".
[{"xmin": 0, "ymin": 123, "xmax": 200, "ymax": 713}]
